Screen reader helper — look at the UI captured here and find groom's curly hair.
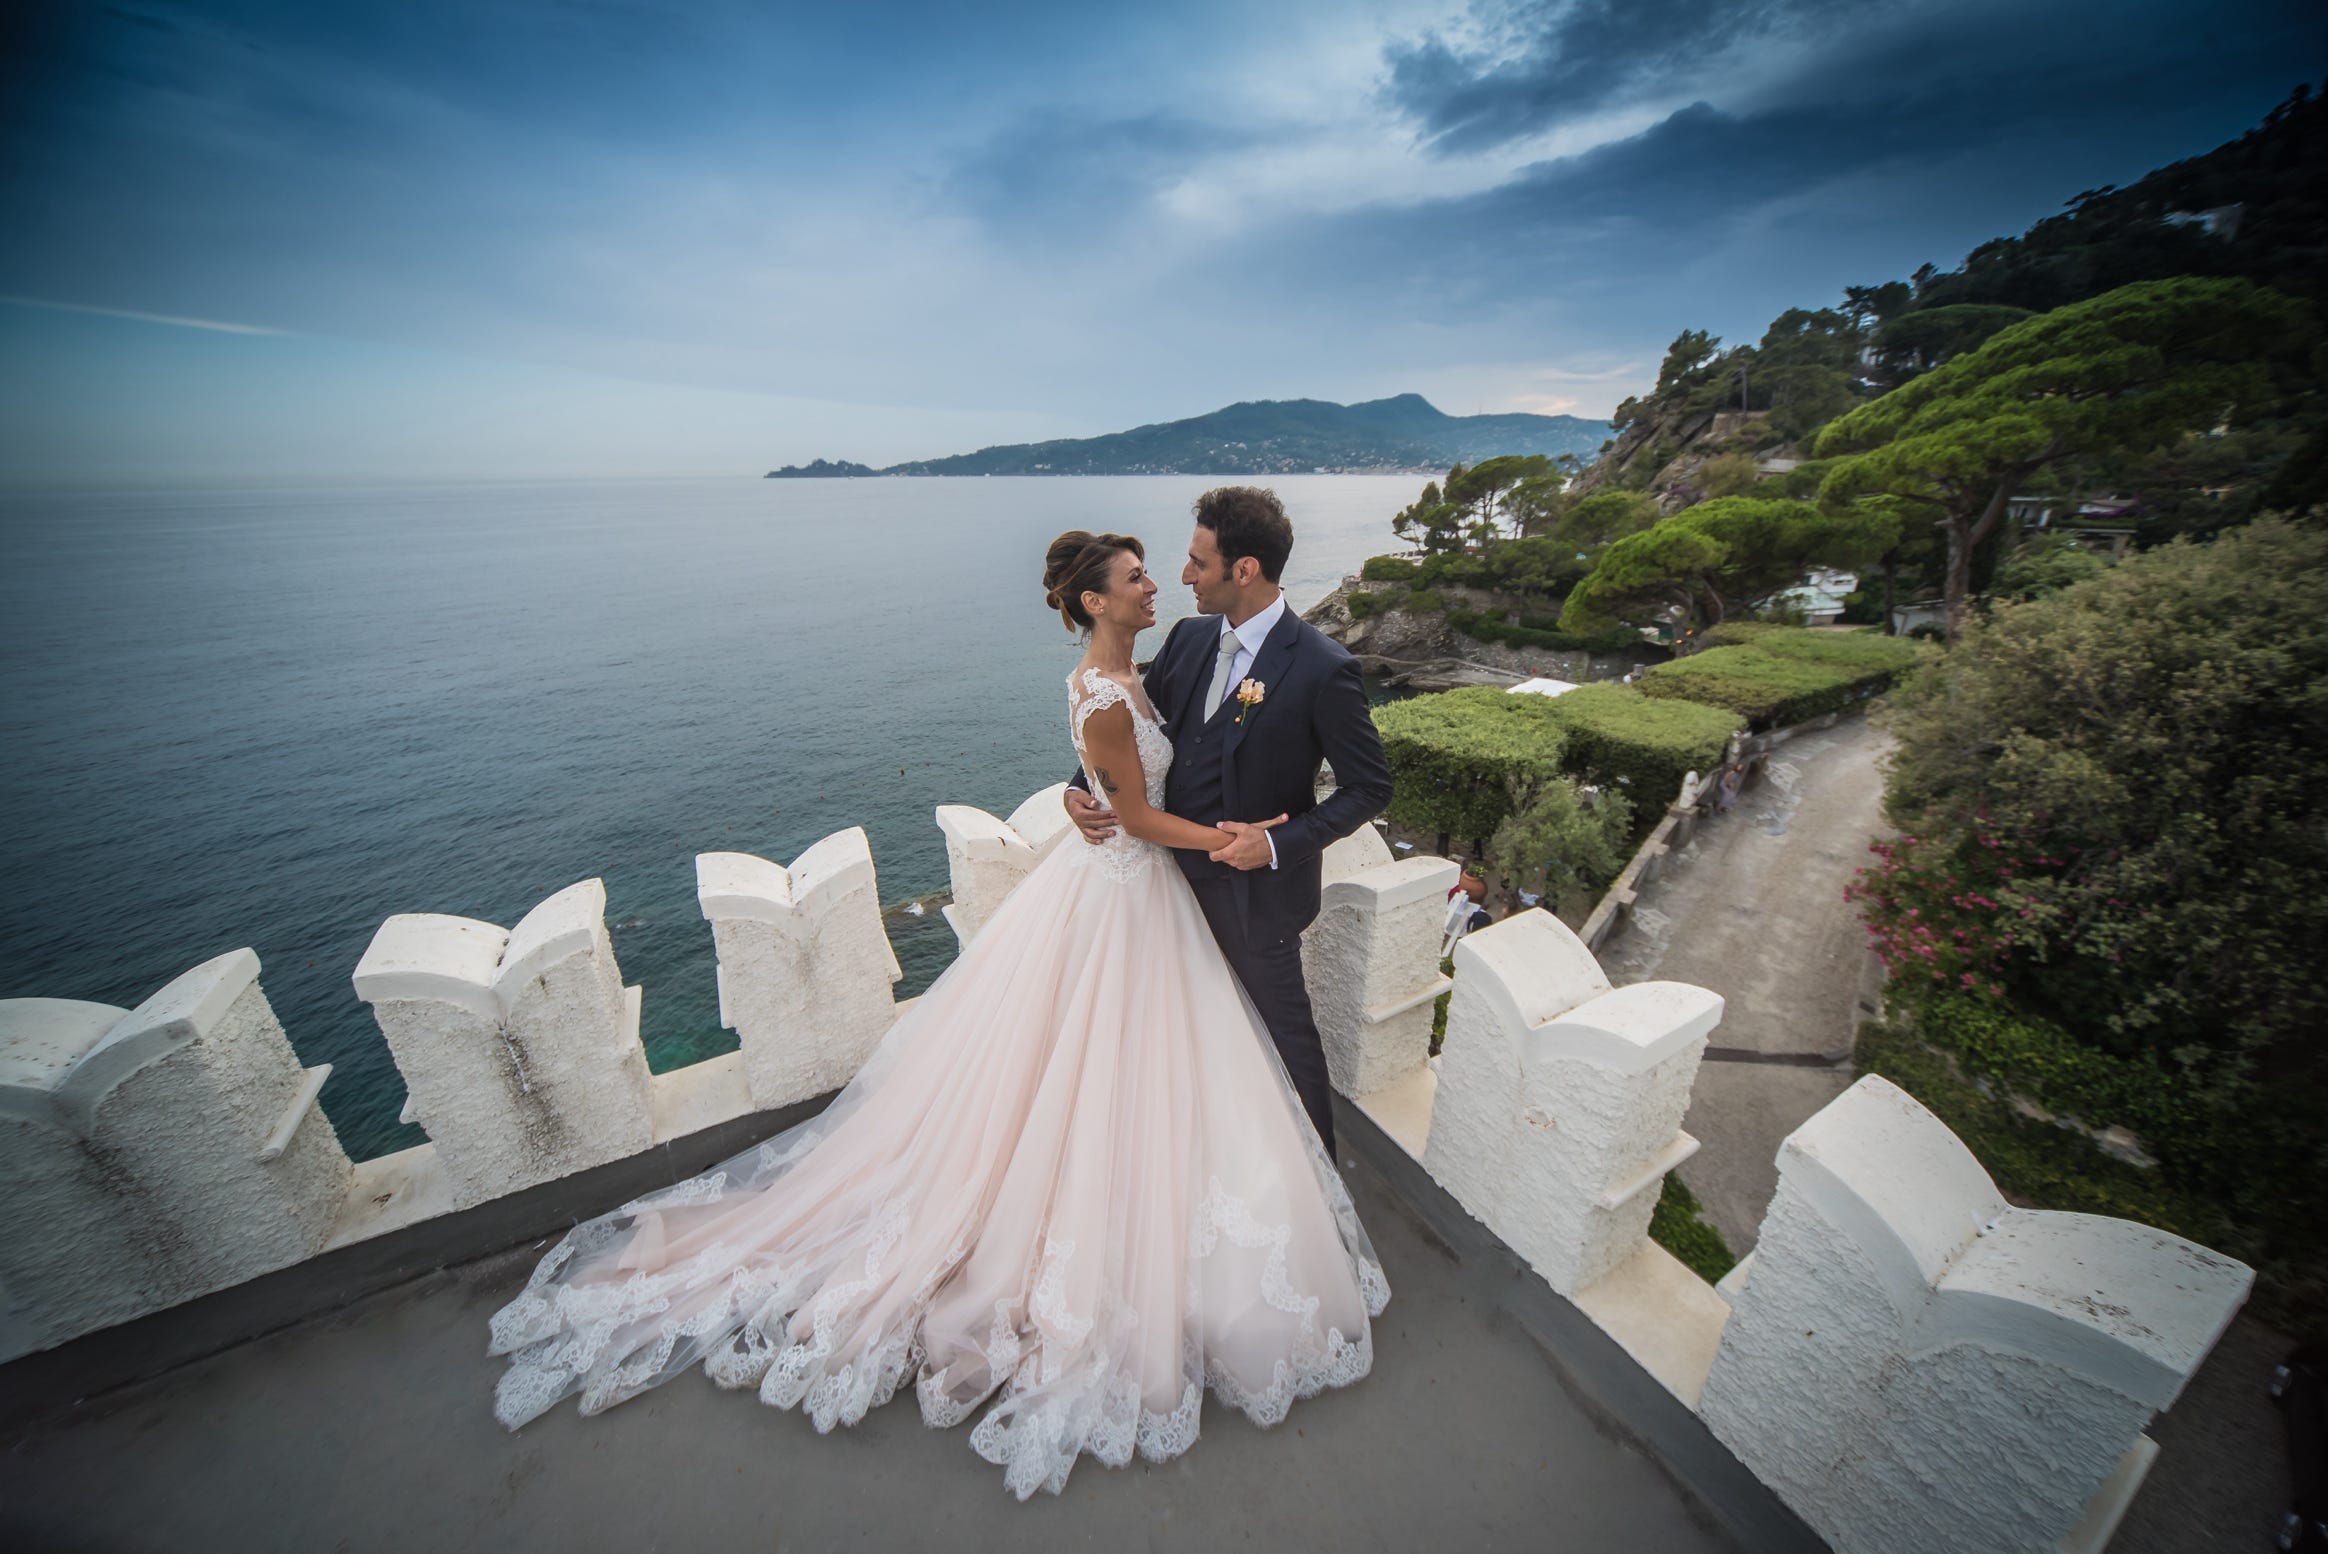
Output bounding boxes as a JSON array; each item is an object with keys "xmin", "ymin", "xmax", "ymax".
[{"xmin": 1193, "ymin": 486, "xmax": 1293, "ymax": 583}]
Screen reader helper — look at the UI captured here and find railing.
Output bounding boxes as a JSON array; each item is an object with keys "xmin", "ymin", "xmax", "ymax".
[{"xmin": 0, "ymin": 785, "xmax": 2252, "ymax": 1553}]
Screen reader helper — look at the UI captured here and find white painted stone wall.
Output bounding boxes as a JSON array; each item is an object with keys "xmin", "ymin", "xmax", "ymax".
[
  {"xmin": 354, "ymin": 880, "xmax": 651, "ymax": 1209},
  {"xmin": 1422, "ymin": 911, "xmax": 1719, "ymax": 1294},
  {"xmin": 1699, "ymin": 1075, "xmax": 2252, "ymax": 1554},
  {"xmin": 934, "ymin": 782, "xmax": 1072, "ymax": 948},
  {"xmin": 0, "ymin": 952, "xmax": 350, "ymax": 1358},
  {"xmin": 697, "ymin": 826, "xmax": 903, "ymax": 1109},
  {"xmin": 1301, "ymin": 828, "xmax": 1459, "ymax": 1097}
]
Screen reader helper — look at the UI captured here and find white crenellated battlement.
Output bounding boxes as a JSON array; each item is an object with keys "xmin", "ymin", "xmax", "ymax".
[
  {"xmin": 933, "ymin": 782, "xmax": 1073, "ymax": 948},
  {"xmin": 1698, "ymin": 1075, "xmax": 2251, "ymax": 1553},
  {"xmin": 0, "ymin": 786, "xmax": 2255, "ymax": 1551},
  {"xmin": 355, "ymin": 879, "xmax": 651, "ymax": 1209},
  {"xmin": 1424, "ymin": 909, "xmax": 1719, "ymax": 1294},
  {"xmin": 697, "ymin": 825, "xmax": 904, "ymax": 1109},
  {"xmin": 1, "ymin": 951, "xmax": 350, "ymax": 1356}
]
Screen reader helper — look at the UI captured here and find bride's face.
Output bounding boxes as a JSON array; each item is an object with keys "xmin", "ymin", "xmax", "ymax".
[{"xmin": 1085, "ymin": 549, "xmax": 1158, "ymax": 632}]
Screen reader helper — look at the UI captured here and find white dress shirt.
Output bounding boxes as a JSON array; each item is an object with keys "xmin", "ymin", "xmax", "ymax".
[{"xmin": 1212, "ymin": 593, "xmax": 1287, "ymax": 868}]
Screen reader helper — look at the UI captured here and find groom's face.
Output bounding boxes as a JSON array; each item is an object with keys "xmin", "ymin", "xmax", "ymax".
[{"xmin": 1184, "ymin": 524, "xmax": 1234, "ymax": 615}]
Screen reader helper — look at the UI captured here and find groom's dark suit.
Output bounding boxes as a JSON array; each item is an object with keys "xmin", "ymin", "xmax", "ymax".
[{"xmin": 1070, "ymin": 603, "xmax": 1393, "ymax": 1154}]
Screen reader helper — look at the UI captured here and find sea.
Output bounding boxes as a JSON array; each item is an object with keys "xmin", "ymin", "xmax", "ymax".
[{"xmin": 0, "ymin": 474, "xmax": 1420, "ymax": 1159}]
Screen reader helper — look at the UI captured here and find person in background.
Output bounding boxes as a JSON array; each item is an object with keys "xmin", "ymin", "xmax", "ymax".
[{"xmin": 1443, "ymin": 869, "xmax": 1490, "ymax": 956}]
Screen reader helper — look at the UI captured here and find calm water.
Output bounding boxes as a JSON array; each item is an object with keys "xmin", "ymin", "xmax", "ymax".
[{"xmin": 0, "ymin": 475, "xmax": 1415, "ymax": 1158}]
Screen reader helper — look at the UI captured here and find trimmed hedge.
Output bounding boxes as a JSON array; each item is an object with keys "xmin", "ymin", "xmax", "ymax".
[
  {"xmin": 1699, "ymin": 622, "xmax": 1923, "ymax": 674},
  {"xmin": 1539, "ymin": 683, "xmax": 1743, "ymax": 808},
  {"xmin": 1635, "ymin": 628, "xmax": 1917, "ymax": 726},
  {"xmin": 1371, "ymin": 687, "xmax": 1567, "ymax": 841},
  {"xmin": 1360, "ymin": 555, "xmax": 1420, "ymax": 582},
  {"xmin": 1447, "ymin": 608, "xmax": 1641, "ymax": 655}
]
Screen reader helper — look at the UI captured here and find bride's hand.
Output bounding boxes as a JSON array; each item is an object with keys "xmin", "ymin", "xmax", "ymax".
[{"xmin": 1208, "ymin": 814, "xmax": 1287, "ymax": 872}]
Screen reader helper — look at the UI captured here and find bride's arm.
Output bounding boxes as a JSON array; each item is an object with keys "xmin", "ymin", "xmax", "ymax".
[{"xmin": 1077, "ymin": 702, "xmax": 1279, "ymax": 853}]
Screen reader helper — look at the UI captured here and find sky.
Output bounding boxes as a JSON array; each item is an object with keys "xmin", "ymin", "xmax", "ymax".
[{"xmin": 0, "ymin": 0, "xmax": 2320, "ymax": 481}]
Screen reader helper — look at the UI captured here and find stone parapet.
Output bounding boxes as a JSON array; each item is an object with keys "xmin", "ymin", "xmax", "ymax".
[
  {"xmin": 697, "ymin": 827, "xmax": 903, "ymax": 1109},
  {"xmin": 1303, "ymin": 827, "xmax": 1458, "ymax": 1098},
  {"xmin": 1699, "ymin": 1075, "xmax": 2251, "ymax": 1554},
  {"xmin": 1, "ymin": 953, "xmax": 351, "ymax": 1360},
  {"xmin": 354, "ymin": 879, "xmax": 651, "ymax": 1208},
  {"xmin": 1423, "ymin": 910, "xmax": 1719, "ymax": 1293}
]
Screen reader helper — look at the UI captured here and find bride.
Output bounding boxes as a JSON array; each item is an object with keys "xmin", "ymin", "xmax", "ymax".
[{"xmin": 487, "ymin": 529, "xmax": 1389, "ymax": 1499}]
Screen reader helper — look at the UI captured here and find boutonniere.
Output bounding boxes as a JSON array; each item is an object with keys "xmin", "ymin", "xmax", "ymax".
[{"xmin": 1234, "ymin": 678, "xmax": 1266, "ymax": 724}]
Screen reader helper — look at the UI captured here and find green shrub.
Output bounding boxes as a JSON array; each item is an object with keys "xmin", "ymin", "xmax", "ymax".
[
  {"xmin": 1635, "ymin": 635, "xmax": 1909, "ymax": 725},
  {"xmin": 1448, "ymin": 609, "xmax": 1641, "ymax": 655},
  {"xmin": 1854, "ymin": 1014, "xmax": 2232, "ymax": 1250},
  {"xmin": 1347, "ymin": 590, "xmax": 1378, "ymax": 618},
  {"xmin": 1698, "ymin": 623, "xmax": 1922, "ymax": 674},
  {"xmin": 1648, "ymin": 1174, "xmax": 1736, "ymax": 1283},
  {"xmin": 1539, "ymin": 683, "xmax": 1742, "ymax": 807},
  {"xmin": 1371, "ymin": 687, "xmax": 1567, "ymax": 841},
  {"xmin": 1912, "ymin": 992, "xmax": 2211, "ymax": 1158},
  {"xmin": 1361, "ymin": 555, "xmax": 1420, "ymax": 583},
  {"xmin": 1861, "ymin": 1002, "xmax": 2328, "ymax": 1336},
  {"xmin": 1406, "ymin": 588, "xmax": 1445, "ymax": 613},
  {"xmin": 1488, "ymin": 779, "xmax": 1635, "ymax": 902}
]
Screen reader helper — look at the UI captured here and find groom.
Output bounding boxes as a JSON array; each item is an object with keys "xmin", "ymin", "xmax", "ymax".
[{"xmin": 1065, "ymin": 486, "xmax": 1393, "ymax": 1157}]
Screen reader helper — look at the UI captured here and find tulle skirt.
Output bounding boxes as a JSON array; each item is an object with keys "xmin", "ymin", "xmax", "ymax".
[{"xmin": 487, "ymin": 834, "xmax": 1389, "ymax": 1499}]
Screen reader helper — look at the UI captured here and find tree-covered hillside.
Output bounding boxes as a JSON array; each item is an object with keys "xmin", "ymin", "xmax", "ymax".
[{"xmin": 778, "ymin": 394, "xmax": 1608, "ymax": 476}]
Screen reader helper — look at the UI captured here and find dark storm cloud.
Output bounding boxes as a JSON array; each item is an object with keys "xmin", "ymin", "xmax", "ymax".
[{"xmin": 1384, "ymin": 0, "xmax": 1872, "ymax": 154}]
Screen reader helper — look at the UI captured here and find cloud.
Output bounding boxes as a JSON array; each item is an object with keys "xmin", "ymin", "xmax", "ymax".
[
  {"xmin": 1384, "ymin": 0, "xmax": 1867, "ymax": 155},
  {"xmin": 0, "ymin": 294, "xmax": 290, "ymax": 335}
]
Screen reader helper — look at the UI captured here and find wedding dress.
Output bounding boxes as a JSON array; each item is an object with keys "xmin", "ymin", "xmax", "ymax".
[{"xmin": 488, "ymin": 666, "xmax": 1389, "ymax": 1498}]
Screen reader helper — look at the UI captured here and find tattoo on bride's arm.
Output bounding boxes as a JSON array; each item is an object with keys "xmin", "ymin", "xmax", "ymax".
[{"xmin": 1095, "ymin": 767, "xmax": 1121, "ymax": 797}]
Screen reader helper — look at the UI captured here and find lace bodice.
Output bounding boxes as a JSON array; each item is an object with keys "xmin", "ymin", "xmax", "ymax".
[{"xmin": 1068, "ymin": 667, "xmax": 1173, "ymax": 882}]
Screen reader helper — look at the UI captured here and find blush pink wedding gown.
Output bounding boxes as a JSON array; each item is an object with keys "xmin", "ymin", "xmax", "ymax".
[{"xmin": 488, "ymin": 668, "xmax": 1389, "ymax": 1498}]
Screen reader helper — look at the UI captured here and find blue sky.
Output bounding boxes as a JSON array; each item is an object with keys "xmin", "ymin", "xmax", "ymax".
[{"xmin": 0, "ymin": 0, "xmax": 2319, "ymax": 480}]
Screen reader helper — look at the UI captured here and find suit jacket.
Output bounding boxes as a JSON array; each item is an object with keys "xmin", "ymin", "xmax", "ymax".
[{"xmin": 1070, "ymin": 605, "xmax": 1394, "ymax": 945}]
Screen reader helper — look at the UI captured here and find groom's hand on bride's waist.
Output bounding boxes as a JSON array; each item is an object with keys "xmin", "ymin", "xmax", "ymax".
[
  {"xmin": 1209, "ymin": 816, "xmax": 1287, "ymax": 872},
  {"xmin": 1064, "ymin": 786, "xmax": 1119, "ymax": 844}
]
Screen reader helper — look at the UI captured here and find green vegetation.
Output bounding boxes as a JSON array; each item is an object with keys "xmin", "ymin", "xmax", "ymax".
[
  {"xmin": 1648, "ymin": 1174, "xmax": 1736, "ymax": 1284},
  {"xmin": 1360, "ymin": 555, "xmax": 1419, "ymax": 583},
  {"xmin": 1346, "ymin": 589, "xmax": 1378, "ymax": 618},
  {"xmin": 1872, "ymin": 521, "xmax": 2327, "ymax": 1061},
  {"xmin": 1558, "ymin": 495, "xmax": 1892, "ymax": 638},
  {"xmin": 1989, "ymin": 532, "xmax": 2105, "ymax": 601},
  {"xmin": 1632, "ymin": 626, "xmax": 1917, "ymax": 727},
  {"xmin": 1853, "ymin": 519, "xmax": 2328, "ymax": 1330},
  {"xmin": 1488, "ymin": 779, "xmax": 1634, "ymax": 907},
  {"xmin": 1853, "ymin": 1015, "xmax": 2240, "ymax": 1288},
  {"xmin": 1430, "ymin": 955, "xmax": 1454, "ymax": 1058},
  {"xmin": 1536, "ymin": 683, "xmax": 1741, "ymax": 808},
  {"xmin": 1816, "ymin": 276, "xmax": 2303, "ymax": 637},
  {"xmin": 1444, "ymin": 608, "xmax": 1638, "ymax": 655},
  {"xmin": 1372, "ymin": 687, "xmax": 1569, "ymax": 842}
]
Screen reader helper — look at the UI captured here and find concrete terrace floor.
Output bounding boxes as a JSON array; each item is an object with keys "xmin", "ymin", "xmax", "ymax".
[{"xmin": 0, "ymin": 1106, "xmax": 1818, "ymax": 1554}]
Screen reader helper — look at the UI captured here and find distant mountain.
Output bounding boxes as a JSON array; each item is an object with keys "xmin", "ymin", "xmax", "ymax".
[
  {"xmin": 768, "ymin": 395, "xmax": 1610, "ymax": 477},
  {"xmin": 765, "ymin": 458, "xmax": 878, "ymax": 478}
]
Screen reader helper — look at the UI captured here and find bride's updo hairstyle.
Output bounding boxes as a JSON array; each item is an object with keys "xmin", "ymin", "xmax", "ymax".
[{"xmin": 1042, "ymin": 530, "xmax": 1144, "ymax": 633}]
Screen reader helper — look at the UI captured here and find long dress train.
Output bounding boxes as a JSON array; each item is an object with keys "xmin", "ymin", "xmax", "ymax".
[{"xmin": 487, "ymin": 667, "xmax": 1389, "ymax": 1498}]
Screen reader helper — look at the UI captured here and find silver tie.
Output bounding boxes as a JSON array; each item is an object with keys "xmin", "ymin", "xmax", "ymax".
[{"xmin": 1204, "ymin": 629, "xmax": 1242, "ymax": 720}]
